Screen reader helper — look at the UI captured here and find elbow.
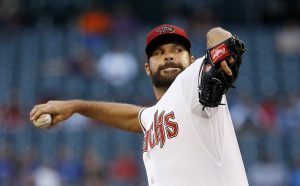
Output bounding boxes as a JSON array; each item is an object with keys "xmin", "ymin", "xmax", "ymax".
[
  {"xmin": 132, "ymin": 127, "xmax": 144, "ymax": 133},
  {"xmin": 129, "ymin": 122, "xmax": 144, "ymax": 133},
  {"xmin": 126, "ymin": 118, "xmax": 144, "ymax": 133}
]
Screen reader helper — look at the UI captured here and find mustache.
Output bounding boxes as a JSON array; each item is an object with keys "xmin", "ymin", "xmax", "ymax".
[{"xmin": 158, "ymin": 62, "xmax": 184, "ymax": 71}]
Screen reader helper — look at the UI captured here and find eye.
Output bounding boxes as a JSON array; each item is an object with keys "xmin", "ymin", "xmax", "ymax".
[
  {"xmin": 152, "ymin": 50, "xmax": 163, "ymax": 56},
  {"xmin": 173, "ymin": 47, "xmax": 183, "ymax": 53}
]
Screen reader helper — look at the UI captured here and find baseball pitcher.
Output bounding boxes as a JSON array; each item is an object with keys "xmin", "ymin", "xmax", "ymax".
[{"xmin": 30, "ymin": 24, "xmax": 249, "ymax": 186}]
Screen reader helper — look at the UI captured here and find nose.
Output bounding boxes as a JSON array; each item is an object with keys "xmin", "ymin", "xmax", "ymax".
[{"xmin": 164, "ymin": 53, "xmax": 174, "ymax": 61}]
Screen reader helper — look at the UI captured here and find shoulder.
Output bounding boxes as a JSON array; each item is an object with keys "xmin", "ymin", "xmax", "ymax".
[
  {"xmin": 138, "ymin": 105, "xmax": 157, "ymax": 132},
  {"xmin": 188, "ymin": 56, "xmax": 205, "ymax": 70},
  {"xmin": 177, "ymin": 56, "xmax": 205, "ymax": 79}
]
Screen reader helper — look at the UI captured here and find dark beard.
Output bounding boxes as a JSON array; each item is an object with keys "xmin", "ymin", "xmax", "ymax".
[
  {"xmin": 150, "ymin": 62, "xmax": 185, "ymax": 88},
  {"xmin": 151, "ymin": 72, "xmax": 179, "ymax": 88}
]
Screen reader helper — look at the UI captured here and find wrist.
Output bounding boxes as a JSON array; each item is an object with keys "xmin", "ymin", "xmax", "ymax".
[{"xmin": 69, "ymin": 100, "xmax": 86, "ymax": 114}]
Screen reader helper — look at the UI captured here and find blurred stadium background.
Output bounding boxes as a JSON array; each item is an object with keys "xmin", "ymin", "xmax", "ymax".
[{"xmin": 0, "ymin": 0, "xmax": 300, "ymax": 185}]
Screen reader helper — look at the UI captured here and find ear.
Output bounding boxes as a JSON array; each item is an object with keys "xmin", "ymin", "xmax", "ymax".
[
  {"xmin": 190, "ymin": 55, "xmax": 195, "ymax": 64},
  {"xmin": 145, "ymin": 62, "xmax": 151, "ymax": 76}
]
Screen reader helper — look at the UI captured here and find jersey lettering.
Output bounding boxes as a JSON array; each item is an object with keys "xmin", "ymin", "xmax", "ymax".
[
  {"xmin": 154, "ymin": 111, "xmax": 166, "ymax": 148},
  {"xmin": 164, "ymin": 111, "xmax": 179, "ymax": 138},
  {"xmin": 143, "ymin": 110, "xmax": 179, "ymax": 152},
  {"xmin": 149, "ymin": 123, "xmax": 156, "ymax": 149},
  {"xmin": 143, "ymin": 129, "xmax": 150, "ymax": 152}
]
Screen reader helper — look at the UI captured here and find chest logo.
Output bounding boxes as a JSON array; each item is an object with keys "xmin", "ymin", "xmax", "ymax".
[{"xmin": 143, "ymin": 110, "xmax": 179, "ymax": 152}]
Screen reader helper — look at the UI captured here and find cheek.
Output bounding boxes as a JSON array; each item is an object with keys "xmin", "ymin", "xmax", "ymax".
[
  {"xmin": 150, "ymin": 66, "xmax": 159, "ymax": 75},
  {"xmin": 180, "ymin": 55, "xmax": 191, "ymax": 67},
  {"xmin": 148, "ymin": 59, "xmax": 160, "ymax": 73}
]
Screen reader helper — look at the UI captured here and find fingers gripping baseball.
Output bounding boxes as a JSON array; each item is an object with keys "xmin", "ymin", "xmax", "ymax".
[{"xmin": 30, "ymin": 101, "xmax": 73, "ymax": 128}]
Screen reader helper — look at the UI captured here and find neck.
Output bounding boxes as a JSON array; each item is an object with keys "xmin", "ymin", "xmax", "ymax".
[{"xmin": 153, "ymin": 86, "xmax": 168, "ymax": 100}]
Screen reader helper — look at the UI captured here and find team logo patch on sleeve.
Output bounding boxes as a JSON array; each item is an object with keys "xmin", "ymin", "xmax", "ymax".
[{"xmin": 204, "ymin": 64, "xmax": 212, "ymax": 72}]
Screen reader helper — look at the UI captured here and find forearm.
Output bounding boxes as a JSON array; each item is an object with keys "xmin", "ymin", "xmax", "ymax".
[{"xmin": 72, "ymin": 100, "xmax": 143, "ymax": 133}]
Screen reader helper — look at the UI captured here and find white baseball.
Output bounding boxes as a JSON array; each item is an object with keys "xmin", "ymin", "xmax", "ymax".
[{"xmin": 33, "ymin": 114, "xmax": 52, "ymax": 128}]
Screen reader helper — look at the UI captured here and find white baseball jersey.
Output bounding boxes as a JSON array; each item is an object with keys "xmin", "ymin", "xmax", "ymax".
[{"xmin": 139, "ymin": 57, "xmax": 249, "ymax": 186}]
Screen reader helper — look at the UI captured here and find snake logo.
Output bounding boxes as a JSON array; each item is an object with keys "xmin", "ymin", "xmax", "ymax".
[{"xmin": 156, "ymin": 26, "xmax": 175, "ymax": 34}]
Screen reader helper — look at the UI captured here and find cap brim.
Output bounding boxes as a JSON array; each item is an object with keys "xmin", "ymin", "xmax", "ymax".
[{"xmin": 146, "ymin": 34, "xmax": 191, "ymax": 56}]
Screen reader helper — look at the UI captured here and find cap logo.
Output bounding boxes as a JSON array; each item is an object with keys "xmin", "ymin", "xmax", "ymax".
[{"xmin": 156, "ymin": 26, "xmax": 175, "ymax": 34}]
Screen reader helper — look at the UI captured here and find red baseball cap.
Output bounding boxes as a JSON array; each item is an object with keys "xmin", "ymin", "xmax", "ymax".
[{"xmin": 145, "ymin": 24, "xmax": 191, "ymax": 56}]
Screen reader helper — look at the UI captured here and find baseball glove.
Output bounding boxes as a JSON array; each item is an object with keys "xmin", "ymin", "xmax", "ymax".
[{"xmin": 198, "ymin": 35, "xmax": 246, "ymax": 109}]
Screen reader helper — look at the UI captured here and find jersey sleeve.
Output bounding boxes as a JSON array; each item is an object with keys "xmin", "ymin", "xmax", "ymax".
[
  {"xmin": 177, "ymin": 56, "xmax": 226, "ymax": 118},
  {"xmin": 138, "ymin": 107, "xmax": 147, "ymax": 133},
  {"xmin": 177, "ymin": 56, "xmax": 203, "ymax": 109}
]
